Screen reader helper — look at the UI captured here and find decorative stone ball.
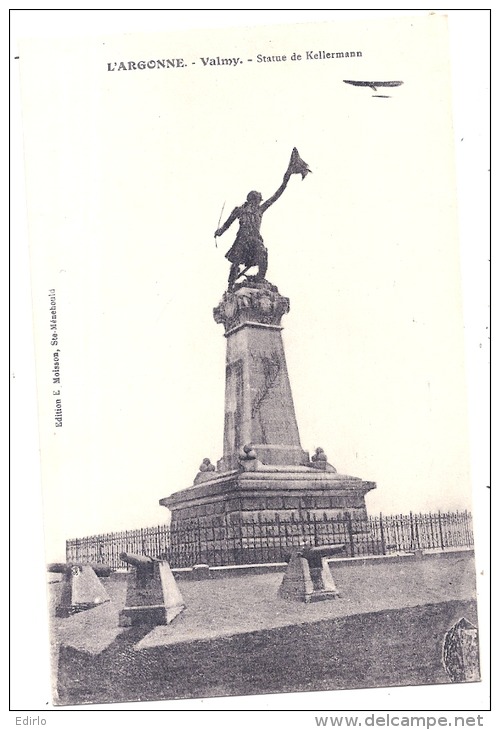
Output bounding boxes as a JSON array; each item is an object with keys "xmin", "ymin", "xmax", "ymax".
[
  {"xmin": 242, "ymin": 444, "xmax": 257, "ymax": 460},
  {"xmin": 199, "ymin": 458, "xmax": 215, "ymax": 472}
]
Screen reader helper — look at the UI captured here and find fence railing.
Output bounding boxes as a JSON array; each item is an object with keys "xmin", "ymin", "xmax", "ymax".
[{"xmin": 66, "ymin": 510, "xmax": 474, "ymax": 571}]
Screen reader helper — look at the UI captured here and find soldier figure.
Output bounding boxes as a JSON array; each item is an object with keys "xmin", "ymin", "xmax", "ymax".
[{"xmin": 215, "ymin": 148, "xmax": 310, "ymax": 289}]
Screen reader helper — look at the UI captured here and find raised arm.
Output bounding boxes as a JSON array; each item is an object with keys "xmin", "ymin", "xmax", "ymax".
[
  {"xmin": 260, "ymin": 148, "xmax": 311, "ymax": 213},
  {"xmin": 215, "ymin": 207, "xmax": 239, "ymax": 237},
  {"xmin": 260, "ymin": 170, "xmax": 291, "ymax": 213}
]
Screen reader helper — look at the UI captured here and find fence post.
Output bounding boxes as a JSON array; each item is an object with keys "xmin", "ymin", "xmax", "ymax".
[
  {"xmin": 379, "ymin": 512, "xmax": 386, "ymax": 555},
  {"xmin": 346, "ymin": 512, "xmax": 355, "ymax": 557},
  {"xmin": 409, "ymin": 511, "xmax": 415, "ymax": 550},
  {"xmin": 276, "ymin": 512, "xmax": 282, "ymax": 561},
  {"xmin": 415, "ymin": 513, "xmax": 421, "ymax": 550},
  {"xmin": 196, "ymin": 517, "xmax": 202, "ymax": 565},
  {"xmin": 466, "ymin": 510, "xmax": 474, "ymax": 547},
  {"xmin": 462, "ymin": 510, "xmax": 470, "ymax": 547},
  {"xmin": 437, "ymin": 510, "xmax": 445, "ymax": 550}
]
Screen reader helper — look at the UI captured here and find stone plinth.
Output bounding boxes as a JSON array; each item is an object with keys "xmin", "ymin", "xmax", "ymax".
[
  {"xmin": 55, "ymin": 565, "xmax": 111, "ymax": 618},
  {"xmin": 278, "ymin": 547, "xmax": 342, "ymax": 603},
  {"xmin": 118, "ymin": 560, "xmax": 185, "ymax": 627}
]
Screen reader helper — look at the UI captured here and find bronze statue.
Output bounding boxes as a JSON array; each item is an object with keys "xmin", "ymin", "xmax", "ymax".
[{"xmin": 215, "ymin": 148, "xmax": 311, "ymax": 289}]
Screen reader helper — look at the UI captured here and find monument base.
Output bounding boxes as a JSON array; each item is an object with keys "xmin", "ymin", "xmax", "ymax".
[{"xmin": 159, "ymin": 280, "xmax": 377, "ymax": 566}]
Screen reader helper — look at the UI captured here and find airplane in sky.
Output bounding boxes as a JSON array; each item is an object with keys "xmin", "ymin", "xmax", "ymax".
[{"xmin": 343, "ymin": 79, "xmax": 404, "ymax": 97}]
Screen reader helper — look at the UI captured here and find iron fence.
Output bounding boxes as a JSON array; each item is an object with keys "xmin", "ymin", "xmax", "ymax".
[{"xmin": 66, "ymin": 510, "xmax": 474, "ymax": 570}]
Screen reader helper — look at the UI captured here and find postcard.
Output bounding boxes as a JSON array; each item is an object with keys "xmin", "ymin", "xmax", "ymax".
[{"xmin": 11, "ymin": 9, "xmax": 490, "ymax": 719}]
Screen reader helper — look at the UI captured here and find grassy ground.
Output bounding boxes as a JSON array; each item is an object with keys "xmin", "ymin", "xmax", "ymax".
[{"xmin": 50, "ymin": 553, "xmax": 479, "ymax": 705}]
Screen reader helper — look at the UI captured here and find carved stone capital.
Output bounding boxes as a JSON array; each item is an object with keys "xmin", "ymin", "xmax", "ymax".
[{"xmin": 213, "ymin": 280, "xmax": 290, "ymax": 333}]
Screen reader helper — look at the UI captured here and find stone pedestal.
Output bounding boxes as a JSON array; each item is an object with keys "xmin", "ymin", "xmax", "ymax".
[
  {"xmin": 55, "ymin": 565, "xmax": 110, "ymax": 618},
  {"xmin": 278, "ymin": 549, "xmax": 341, "ymax": 603},
  {"xmin": 118, "ymin": 560, "xmax": 185, "ymax": 627},
  {"xmin": 160, "ymin": 279, "xmax": 376, "ymax": 561},
  {"xmin": 214, "ymin": 280, "xmax": 308, "ymax": 470}
]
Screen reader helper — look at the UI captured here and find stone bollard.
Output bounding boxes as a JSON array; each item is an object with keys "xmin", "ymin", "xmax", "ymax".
[
  {"xmin": 118, "ymin": 552, "xmax": 185, "ymax": 627},
  {"xmin": 279, "ymin": 544, "xmax": 344, "ymax": 603},
  {"xmin": 48, "ymin": 563, "xmax": 111, "ymax": 618}
]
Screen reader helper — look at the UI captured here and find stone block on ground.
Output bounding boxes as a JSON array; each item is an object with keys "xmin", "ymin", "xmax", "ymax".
[{"xmin": 55, "ymin": 565, "xmax": 111, "ymax": 618}]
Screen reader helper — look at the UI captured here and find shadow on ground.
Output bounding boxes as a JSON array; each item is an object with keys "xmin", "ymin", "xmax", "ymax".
[{"xmin": 57, "ymin": 599, "xmax": 478, "ymax": 705}]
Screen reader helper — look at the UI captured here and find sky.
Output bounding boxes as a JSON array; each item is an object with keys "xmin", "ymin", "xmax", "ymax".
[{"xmin": 9, "ymin": 8, "xmax": 491, "ymax": 718}]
